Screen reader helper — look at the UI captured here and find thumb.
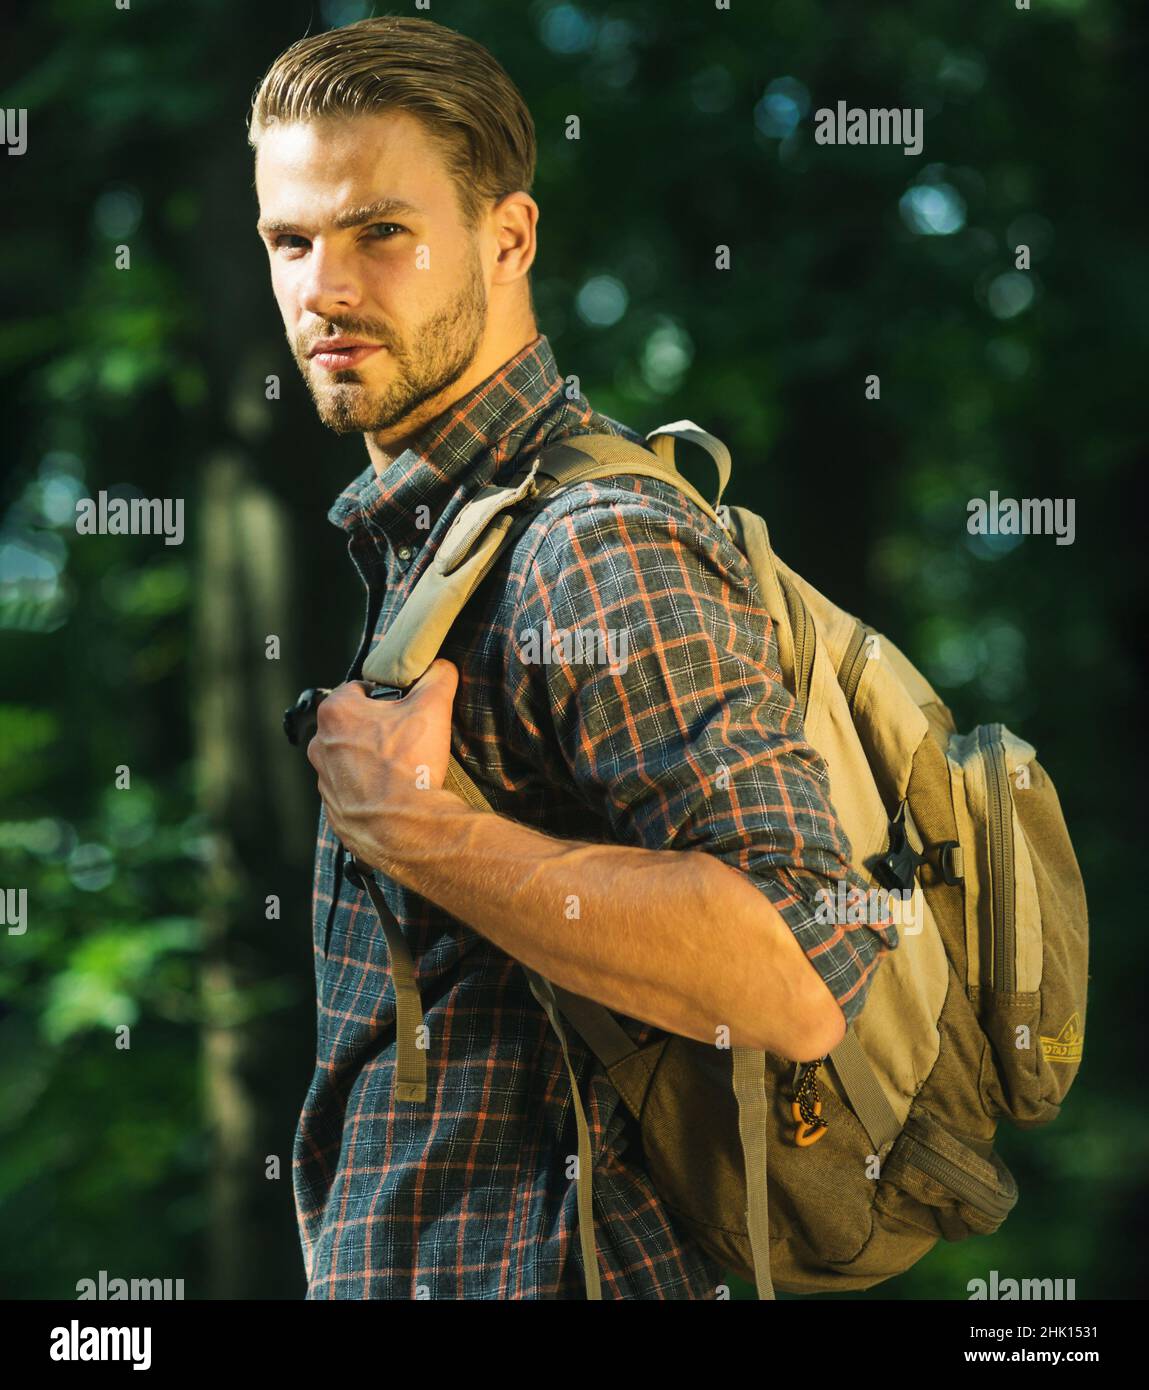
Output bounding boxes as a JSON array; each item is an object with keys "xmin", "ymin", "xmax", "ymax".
[{"xmin": 411, "ymin": 657, "xmax": 459, "ymax": 699}]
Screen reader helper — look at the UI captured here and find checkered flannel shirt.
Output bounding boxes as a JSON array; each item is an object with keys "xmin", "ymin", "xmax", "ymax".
[{"xmin": 293, "ymin": 332, "xmax": 897, "ymax": 1299}]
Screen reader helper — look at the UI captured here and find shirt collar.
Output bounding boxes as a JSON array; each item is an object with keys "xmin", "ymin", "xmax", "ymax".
[{"xmin": 327, "ymin": 332, "xmax": 568, "ymax": 549}]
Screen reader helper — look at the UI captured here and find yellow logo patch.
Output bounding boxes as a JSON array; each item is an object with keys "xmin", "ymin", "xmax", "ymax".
[{"xmin": 1040, "ymin": 1011, "xmax": 1084, "ymax": 1065}]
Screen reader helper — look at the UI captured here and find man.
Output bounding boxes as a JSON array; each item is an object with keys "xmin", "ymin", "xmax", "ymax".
[{"xmin": 250, "ymin": 15, "xmax": 895, "ymax": 1299}]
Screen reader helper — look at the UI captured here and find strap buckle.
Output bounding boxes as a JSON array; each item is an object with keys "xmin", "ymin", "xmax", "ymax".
[
  {"xmin": 935, "ymin": 840, "xmax": 964, "ymax": 886},
  {"xmin": 343, "ymin": 855, "xmax": 367, "ymax": 890},
  {"xmin": 283, "ymin": 687, "xmax": 326, "ymax": 746},
  {"xmin": 872, "ymin": 800, "xmax": 927, "ymax": 892}
]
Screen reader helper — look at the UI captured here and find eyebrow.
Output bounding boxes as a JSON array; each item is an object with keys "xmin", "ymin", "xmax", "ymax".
[{"xmin": 257, "ymin": 197, "xmax": 425, "ymax": 237}]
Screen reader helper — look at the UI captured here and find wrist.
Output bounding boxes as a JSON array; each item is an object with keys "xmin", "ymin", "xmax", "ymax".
[{"xmin": 370, "ymin": 783, "xmax": 475, "ymax": 887}]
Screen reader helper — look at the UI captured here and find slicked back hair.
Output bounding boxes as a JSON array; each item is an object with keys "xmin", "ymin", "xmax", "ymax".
[{"xmin": 248, "ymin": 15, "xmax": 537, "ymax": 232}]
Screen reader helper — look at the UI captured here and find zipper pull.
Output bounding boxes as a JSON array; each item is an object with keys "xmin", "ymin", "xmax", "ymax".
[{"xmin": 791, "ymin": 1059, "xmax": 829, "ymax": 1146}]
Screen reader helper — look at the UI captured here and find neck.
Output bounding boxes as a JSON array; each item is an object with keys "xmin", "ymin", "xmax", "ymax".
[{"xmin": 364, "ymin": 317, "xmax": 539, "ymax": 477}]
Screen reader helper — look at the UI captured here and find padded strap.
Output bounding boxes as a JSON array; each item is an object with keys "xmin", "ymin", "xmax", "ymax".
[
  {"xmin": 363, "ymin": 431, "xmax": 728, "ymax": 689},
  {"xmin": 523, "ymin": 967, "xmax": 603, "ymax": 1300},
  {"xmin": 532, "ymin": 433, "xmax": 725, "ymax": 529},
  {"xmin": 361, "ymin": 460, "xmax": 543, "ymax": 689},
  {"xmin": 355, "ymin": 861, "xmax": 428, "ymax": 1104},
  {"xmin": 723, "ymin": 506, "xmax": 808, "ymax": 716},
  {"xmin": 731, "ymin": 1046, "xmax": 776, "ymax": 1300}
]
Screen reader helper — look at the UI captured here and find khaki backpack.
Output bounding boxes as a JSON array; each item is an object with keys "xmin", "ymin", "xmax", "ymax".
[{"xmin": 350, "ymin": 421, "xmax": 1089, "ymax": 1300}]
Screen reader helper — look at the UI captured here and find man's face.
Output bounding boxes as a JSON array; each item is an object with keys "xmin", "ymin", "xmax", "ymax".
[{"xmin": 255, "ymin": 110, "xmax": 488, "ymax": 438}]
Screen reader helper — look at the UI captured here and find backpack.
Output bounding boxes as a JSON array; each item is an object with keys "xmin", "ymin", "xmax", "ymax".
[{"xmin": 347, "ymin": 420, "xmax": 1090, "ymax": 1299}]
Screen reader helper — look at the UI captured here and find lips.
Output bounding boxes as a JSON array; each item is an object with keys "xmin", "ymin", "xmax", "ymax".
[{"xmin": 308, "ymin": 339, "xmax": 385, "ymax": 370}]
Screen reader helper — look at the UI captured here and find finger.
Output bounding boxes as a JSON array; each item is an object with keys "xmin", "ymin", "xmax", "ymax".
[
  {"xmin": 412, "ymin": 658, "xmax": 459, "ymax": 698},
  {"xmin": 326, "ymin": 680, "xmax": 371, "ymax": 703}
]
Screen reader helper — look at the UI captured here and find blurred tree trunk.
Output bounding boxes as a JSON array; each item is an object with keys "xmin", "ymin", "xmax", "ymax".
[
  {"xmin": 192, "ymin": 451, "xmax": 315, "ymax": 1298},
  {"xmin": 187, "ymin": 15, "xmax": 357, "ymax": 1291}
]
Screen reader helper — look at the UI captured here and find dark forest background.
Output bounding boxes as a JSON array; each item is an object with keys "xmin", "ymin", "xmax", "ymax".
[{"xmin": 1, "ymin": 0, "xmax": 1145, "ymax": 1299}]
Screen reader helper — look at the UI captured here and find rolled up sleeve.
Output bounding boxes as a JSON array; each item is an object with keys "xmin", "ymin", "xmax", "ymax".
[{"xmin": 498, "ymin": 479, "xmax": 897, "ymax": 1031}]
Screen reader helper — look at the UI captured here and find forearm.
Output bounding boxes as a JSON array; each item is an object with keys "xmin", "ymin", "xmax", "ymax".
[{"xmin": 373, "ymin": 788, "xmax": 843, "ymax": 1060}]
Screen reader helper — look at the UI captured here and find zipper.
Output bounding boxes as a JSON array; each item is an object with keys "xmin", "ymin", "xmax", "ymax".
[
  {"xmin": 901, "ymin": 1129, "xmax": 1016, "ymax": 1221},
  {"xmin": 782, "ymin": 576, "xmax": 815, "ymax": 716},
  {"xmin": 837, "ymin": 620, "xmax": 871, "ymax": 712},
  {"xmin": 979, "ymin": 723, "xmax": 1017, "ymax": 991}
]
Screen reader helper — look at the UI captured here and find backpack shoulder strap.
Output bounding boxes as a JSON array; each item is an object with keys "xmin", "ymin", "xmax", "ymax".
[
  {"xmin": 361, "ymin": 425, "xmax": 728, "ymax": 690},
  {"xmin": 539, "ymin": 421, "xmax": 732, "ymax": 525}
]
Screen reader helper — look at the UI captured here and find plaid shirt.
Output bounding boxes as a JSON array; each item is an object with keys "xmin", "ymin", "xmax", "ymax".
[{"xmin": 293, "ymin": 332, "xmax": 896, "ymax": 1300}]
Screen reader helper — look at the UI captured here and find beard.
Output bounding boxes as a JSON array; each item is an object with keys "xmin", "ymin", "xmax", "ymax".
[{"xmin": 293, "ymin": 244, "xmax": 488, "ymax": 437}]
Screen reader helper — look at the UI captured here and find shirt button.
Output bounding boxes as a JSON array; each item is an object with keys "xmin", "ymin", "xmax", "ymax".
[{"xmin": 396, "ymin": 545, "xmax": 413, "ymax": 563}]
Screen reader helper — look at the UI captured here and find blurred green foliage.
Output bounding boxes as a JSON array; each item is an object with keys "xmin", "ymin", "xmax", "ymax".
[{"xmin": 1, "ymin": 0, "xmax": 1144, "ymax": 1299}]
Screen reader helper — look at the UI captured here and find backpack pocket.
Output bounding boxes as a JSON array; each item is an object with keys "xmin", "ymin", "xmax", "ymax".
[
  {"xmin": 879, "ymin": 1109, "xmax": 1018, "ymax": 1241},
  {"xmin": 945, "ymin": 725, "xmax": 1087, "ymax": 1125},
  {"xmin": 947, "ymin": 724, "xmax": 1040, "ymax": 994}
]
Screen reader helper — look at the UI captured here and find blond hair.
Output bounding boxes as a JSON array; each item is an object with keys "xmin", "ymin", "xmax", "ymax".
[{"xmin": 248, "ymin": 15, "xmax": 537, "ymax": 230}]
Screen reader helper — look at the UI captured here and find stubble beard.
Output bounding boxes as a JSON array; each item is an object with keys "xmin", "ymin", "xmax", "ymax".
[{"xmin": 295, "ymin": 245, "xmax": 488, "ymax": 437}]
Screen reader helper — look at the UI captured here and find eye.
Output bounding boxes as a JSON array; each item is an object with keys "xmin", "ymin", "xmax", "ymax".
[
  {"xmin": 272, "ymin": 234, "xmax": 310, "ymax": 256},
  {"xmin": 363, "ymin": 222, "xmax": 405, "ymax": 241}
]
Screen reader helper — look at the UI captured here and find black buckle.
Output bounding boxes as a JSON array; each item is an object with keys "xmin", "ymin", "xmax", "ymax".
[
  {"xmin": 872, "ymin": 802, "xmax": 927, "ymax": 892},
  {"xmin": 283, "ymin": 681, "xmax": 407, "ymax": 747},
  {"xmin": 283, "ymin": 687, "xmax": 325, "ymax": 746},
  {"xmin": 286, "ymin": 682, "xmax": 408, "ymax": 893},
  {"xmin": 343, "ymin": 855, "xmax": 368, "ymax": 890}
]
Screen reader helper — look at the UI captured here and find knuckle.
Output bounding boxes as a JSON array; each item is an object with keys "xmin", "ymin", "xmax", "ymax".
[{"xmin": 315, "ymin": 695, "xmax": 341, "ymax": 730}]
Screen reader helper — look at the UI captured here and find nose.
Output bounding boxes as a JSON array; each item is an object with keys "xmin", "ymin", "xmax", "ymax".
[{"xmin": 296, "ymin": 238, "xmax": 363, "ymax": 320}]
